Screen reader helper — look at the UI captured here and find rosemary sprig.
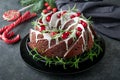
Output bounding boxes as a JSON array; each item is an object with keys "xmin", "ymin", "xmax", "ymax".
[
  {"xmin": 31, "ymin": 21, "xmax": 39, "ymax": 27},
  {"xmin": 56, "ymin": 57, "xmax": 66, "ymax": 69},
  {"xmin": 71, "ymin": 4, "xmax": 78, "ymax": 12}
]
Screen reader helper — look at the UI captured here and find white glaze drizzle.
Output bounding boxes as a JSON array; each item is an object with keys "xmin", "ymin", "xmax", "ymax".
[
  {"xmin": 42, "ymin": 33, "xmax": 52, "ymax": 48},
  {"xmin": 30, "ymin": 11, "xmax": 95, "ymax": 53},
  {"xmin": 60, "ymin": 11, "xmax": 76, "ymax": 29},
  {"xmin": 61, "ymin": 19, "xmax": 74, "ymax": 30},
  {"xmin": 55, "ymin": 37, "xmax": 59, "ymax": 44},
  {"xmin": 49, "ymin": 11, "xmax": 61, "ymax": 29},
  {"xmin": 41, "ymin": 12, "xmax": 52, "ymax": 29},
  {"xmin": 76, "ymin": 24, "xmax": 86, "ymax": 52},
  {"xmin": 64, "ymin": 37, "xmax": 70, "ymax": 50},
  {"xmin": 87, "ymin": 23, "xmax": 94, "ymax": 41},
  {"xmin": 30, "ymin": 29, "xmax": 52, "ymax": 48},
  {"xmin": 30, "ymin": 29, "xmax": 42, "ymax": 43}
]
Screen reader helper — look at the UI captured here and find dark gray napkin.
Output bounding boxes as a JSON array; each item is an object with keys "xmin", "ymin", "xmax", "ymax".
[{"xmin": 55, "ymin": 0, "xmax": 120, "ymax": 40}]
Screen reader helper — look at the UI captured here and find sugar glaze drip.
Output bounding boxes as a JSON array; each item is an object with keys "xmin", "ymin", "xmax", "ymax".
[{"xmin": 30, "ymin": 10, "xmax": 94, "ymax": 53}]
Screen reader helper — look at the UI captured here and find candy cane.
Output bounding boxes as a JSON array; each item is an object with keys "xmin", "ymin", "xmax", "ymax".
[{"xmin": 0, "ymin": 11, "xmax": 37, "ymax": 44}]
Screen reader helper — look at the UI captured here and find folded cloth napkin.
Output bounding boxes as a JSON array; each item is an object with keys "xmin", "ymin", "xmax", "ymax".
[{"xmin": 55, "ymin": 0, "xmax": 120, "ymax": 40}]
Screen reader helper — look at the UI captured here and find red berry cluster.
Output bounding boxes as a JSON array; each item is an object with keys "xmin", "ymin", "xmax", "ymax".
[
  {"xmin": 39, "ymin": 25, "xmax": 46, "ymax": 32},
  {"xmin": 57, "ymin": 11, "xmax": 67, "ymax": 18},
  {"xmin": 50, "ymin": 31, "xmax": 71, "ymax": 40},
  {"xmin": 61, "ymin": 31, "xmax": 71, "ymax": 39},
  {"xmin": 70, "ymin": 12, "xmax": 81, "ymax": 19},
  {"xmin": 56, "ymin": 11, "xmax": 81, "ymax": 19},
  {"xmin": 46, "ymin": 13, "xmax": 52, "ymax": 22},
  {"xmin": 75, "ymin": 20, "xmax": 88, "ymax": 38},
  {"xmin": 79, "ymin": 20, "xmax": 87, "ymax": 28},
  {"xmin": 76, "ymin": 27, "xmax": 82, "ymax": 38},
  {"xmin": 37, "ymin": 18, "xmax": 46, "ymax": 32},
  {"xmin": 37, "ymin": 19, "xmax": 46, "ymax": 32},
  {"xmin": 42, "ymin": 2, "xmax": 58, "ymax": 14}
]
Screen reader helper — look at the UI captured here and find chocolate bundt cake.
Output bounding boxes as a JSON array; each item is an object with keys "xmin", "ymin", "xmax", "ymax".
[{"xmin": 28, "ymin": 10, "xmax": 95, "ymax": 58}]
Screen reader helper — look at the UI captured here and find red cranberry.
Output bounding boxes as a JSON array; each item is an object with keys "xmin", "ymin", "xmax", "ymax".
[
  {"xmin": 42, "ymin": 9, "xmax": 48, "ymax": 14},
  {"xmin": 47, "ymin": 6, "xmax": 52, "ymax": 11},
  {"xmin": 52, "ymin": 8, "xmax": 58, "ymax": 13},
  {"xmin": 77, "ymin": 27, "xmax": 82, "ymax": 31},
  {"xmin": 44, "ymin": 2, "xmax": 49, "ymax": 7},
  {"xmin": 39, "ymin": 25, "xmax": 46, "ymax": 32},
  {"xmin": 76, "ymin": 31, "xmax": 81, "ymax": 37},
  {"xmin": 46, "ymin": 15, "xmax": 51, "ymax": 22},
  {"xmin": 70, "ymin": 15, "xmax": 76, "ymax": 19},
  {"xmin": 50, "ymin": 32, "xmax": 57, "ymax": 37},
  {"xmin": 39, "ymin": 19, "xmax": 43, "ymax": 24},
  {"xmin": 79, "ymin": 20, "xmax": 87, "ymax": 28},
  {"xmin": 61, "ymin": 32, "xmax": 70, "ymax": 39},
  {"xmin": 61, "ymin": 11, "xmax": 67, "ymax": 15},
  {"xmin": 76, "ymin": 12, "xmax": 81, "ymax": 17},
  {"xmin": 57, "ymin": 13, "xmax": 61, "ymax": 18},
  {"xmin": 57, "ymin": 11, "xmax": 67, "ymax": 18}
]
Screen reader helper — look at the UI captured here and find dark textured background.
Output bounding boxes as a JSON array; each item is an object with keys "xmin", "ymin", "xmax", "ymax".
[{"xmin": 0, "ymin": 0, "xmax": 120, "ymax": 80}]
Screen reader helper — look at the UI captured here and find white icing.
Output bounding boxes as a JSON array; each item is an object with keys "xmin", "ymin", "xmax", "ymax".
[
  {"xmin": 42, "ymin": 33, "xmax": 52, "ymax": 48},
  {"xmin": 87, "ymin": 23, "xmax": 94, "ymax": 41},
  {"xmin": 60, "ymin": 11, "xmax": 69, "ymax": 27},
  {"xmin": 49, "ymin": 11, "xmax": 61, "ymax": 29},
  {"xmin": 30, "ymin": 10, "xmax": 95, "ymax": 53},
  {"xmin": 30, "ymin": 29, "xmax": 42, "ymax": 42},
  {"xmin": 42, "ymin": 12, "xmax": 52, "ymax": 29},
  {"xmin": 64, "ymin": 38, "xmax": 70, "ymax": 50},
  {"xmin": 55, "ymin": 19, "xmax": 61, "ymax": 29},
  {"xmin": 61, "ymin": 19, "xmax": 73, "ymax": 29},
  {"xmin": 29, "ymin": 29, "xmax": 33, "ymax": 41},
  {"xmin": 77, "ymin": 24, "xmax": 86, "ymax": 52},
  {"xmin": 55, "ymin": 37, "xmax": 59, "ymax": 44}
]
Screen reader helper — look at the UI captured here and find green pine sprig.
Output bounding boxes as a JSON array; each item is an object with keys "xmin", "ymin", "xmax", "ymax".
[
  {"xmin": 20, "ymin": 0, "xmax": 56, "ymax": 13},
  {"xmin": 45, "ymin": 0, "xmax": 56, "ymax": 8}
]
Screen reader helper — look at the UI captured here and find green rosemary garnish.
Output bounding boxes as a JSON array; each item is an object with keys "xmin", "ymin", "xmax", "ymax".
[
  {"xmin": 71, "ymin": 4, "xmax": 79, "ymax": 12},
  {"xmin": 28, "ymin": 38, "xmax": 103, "ymax": 69},
  {"xmin": 31, "ymin": 21, "xmax": 39, "ymax": 27}
]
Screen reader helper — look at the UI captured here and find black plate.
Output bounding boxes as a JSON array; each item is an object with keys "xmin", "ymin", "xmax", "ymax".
[{"xmin": 20, "ymin": 34, "xmax": 105, "ymax": 74}]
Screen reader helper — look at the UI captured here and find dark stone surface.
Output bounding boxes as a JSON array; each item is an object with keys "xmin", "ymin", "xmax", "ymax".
[{"xmin": 0, "ymin": 0, "xmax": 120, "ymax": 80}]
